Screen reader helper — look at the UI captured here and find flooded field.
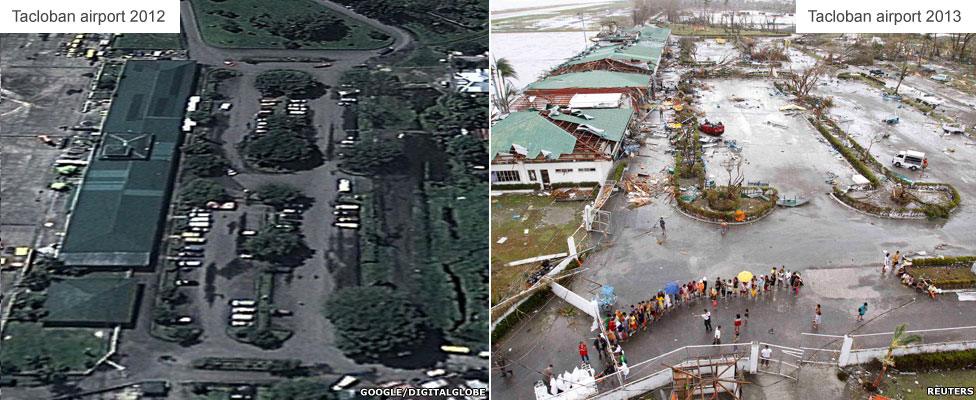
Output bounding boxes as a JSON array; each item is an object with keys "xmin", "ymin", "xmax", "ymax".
[{"xmin": 490, "ymin": 31, "xmax": 597, "ymax": 89}]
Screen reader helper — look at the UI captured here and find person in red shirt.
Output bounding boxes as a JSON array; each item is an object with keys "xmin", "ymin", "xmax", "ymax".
[
  {"xmin": 578, "ymin": 341, "xmax": 589, "ymax": 363},
  {"xmin": 734, "ymin": 314, "xmax": 743, "ymax": 337}
]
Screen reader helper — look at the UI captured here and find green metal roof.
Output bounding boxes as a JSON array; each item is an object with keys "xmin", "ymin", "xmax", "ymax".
[
  {"xmin": 43, "ymin": 277, "xmax": 141, "ymax": 326},
  {"xmin": 490, "ymin": 109, "xmax": 633, "ymax": 160},
  {"xmin": 637, "ymin": 26, "xmax": 671, "ymax": 43},
  {"xmin": 59, "ymin": 60, "xmax": 196, "ymax": 267},
  {"xmin": 490, "ymin": 112, "xmax": 578, "ymax": 160},
  {"xmin": 563, "ymin": 26, "xmax": 669, "ymax": 68},
  {"xmin": 527, "ymin": 71, "xmax": 650, "ymax": 90},
  {"xmin": 564, "ymin": 43, "xmax": 664, "ymax": 67},
  {"xmin": 548, "ymin": 108, "xmax": 634, "ymax": 142}
]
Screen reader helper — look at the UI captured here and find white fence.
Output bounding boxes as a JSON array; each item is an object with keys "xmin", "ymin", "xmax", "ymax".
[{"xmin": 581, "ymin": 325, "xmax": 976, "ymax": 399}]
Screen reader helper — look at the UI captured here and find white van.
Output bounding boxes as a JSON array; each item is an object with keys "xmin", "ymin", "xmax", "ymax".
[
  {"xmin": 334, "ymin": 204, "xmax": 360, "ymax": 211},
  {"xmin": 231, "ymin": 314, "xmax": 255, "ymax": 321},
  {"xmin": 183, "ymin": 237, "xmax": 207, "ymax": 244},
  {"xmin": 892, "ymin": 150, "xmax": 927, "ymax": 170},
  {"xmin": 188, "ymin": 221, "xmax": 211, "ymax": 228},
  {"xmin": 232, "ymin": 307, "xmax": 257, "ymax": 314}
]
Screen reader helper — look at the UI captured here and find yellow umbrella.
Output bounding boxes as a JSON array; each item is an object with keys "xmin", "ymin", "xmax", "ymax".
[{"xmin": 737, "ymin": 270, "xmax": 754, "ymax": 282}]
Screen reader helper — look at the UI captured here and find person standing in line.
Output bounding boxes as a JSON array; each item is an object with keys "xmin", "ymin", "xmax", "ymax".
[
  {"xmin": 543, "ymin": 364, "xmax": 554, "ymax": 395},
  {"xmin": 760, "ymin": 345, "xmax": 772, "ymax": 367},
  {"xmin": 578, "ymin": 341, "xmax": 589, "ymax": 363},
  {"xmin": 813, "ymin": 304, "xmax": 822, "ymax": 330},
  {"xmin": 593, "ymin": 336, "xmax": 605, "ymax": 361},
  {"xmin": 791, "ymin": 273, "xmax": 802, "ymax": 295},
  {"xmin": 702, "ymin": 278, "xmax": 708, "ymax": 297},
  {"xmin": 731, "ymin": 277, "xmax": 739, "ymax": 297},
  {"xmin": 702, "ymin": 309, "xmax": 712, "ymax": 331},
  {"xmin": 744, "ymin": 308, "xmax": 750, "ymax": 325},
  {"xmin": 892, "ymin": 251, "xmax": 902, "ymax": 270},
  {"xmin": 883, "ymin": 251, "xmax": 892, "ymax": 274},
  {"xmin": 734, "ymin": 314, "xmax": 743, "ymax": 336},
  {"xmin": 713, "ymin": 325, "xmax": 722, "ymax": 344},
  {"xmin": 857, "ymin": 302, "xmax": 868, "ymax": 321},
  {"xmin": 779, "ymin": 266, "xmax": 787, "ymax": 287}
]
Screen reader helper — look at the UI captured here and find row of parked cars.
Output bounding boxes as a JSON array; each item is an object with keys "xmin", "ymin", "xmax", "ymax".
[
  {"xmin": 333, "ymin": 179, "xmax": 360, "ymax": 230},
  {"xmin": 228, "ymin": 298, "xmax": 257, "ymax": 327}
]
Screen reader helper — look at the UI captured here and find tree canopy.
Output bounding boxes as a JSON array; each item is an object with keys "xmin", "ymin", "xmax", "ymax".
[
  {"xmin": 255, "ymin": 70, "xmax": 323, "ymax": 98},
  {"xmin": 340, "ymin": 137, "xmax": 404, "ymax": 174},
  {"xmin": 256, "ymin": 183, "xmax": 305, "ymax": 209},
  {"xmin": 359, "ymin": 96, "xmax": 417, "ymax": 130},
  {"xmin": 243, "ymin": 134, "xmax": 315, "ymax": 167},
  {"xmin": 253, "ymin": 13, "xmax": 350, "ymax": 43},
  {"xmin": 180, "ymin": 179, "xmax": 228, "ymax": 207},
  {"xmin": 323, "ymin": 286, "xmax": 428, "ymax": 360},
  {"xmin": 242, "ymin": 227, "xmax": 307, "ymax": 262},
  {"xmin": 266, "ymin": 378, "xmax": 337, "ymax": 400}
]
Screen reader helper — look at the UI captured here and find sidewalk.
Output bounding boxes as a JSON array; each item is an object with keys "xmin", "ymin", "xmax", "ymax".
[{"xmin": 491, "ymin": 265, "xmax": 976, "ymax": 399}]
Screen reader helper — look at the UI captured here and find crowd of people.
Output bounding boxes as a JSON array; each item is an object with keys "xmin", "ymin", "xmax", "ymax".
[{"xmin": 598, "ymin": 267, "xmax": 804, "ymax": 349}]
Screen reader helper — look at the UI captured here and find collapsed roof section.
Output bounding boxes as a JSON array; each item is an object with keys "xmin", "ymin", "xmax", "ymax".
[{"xmin": 490, "ymin": 108, "xmax": 634, "ymax": 163}]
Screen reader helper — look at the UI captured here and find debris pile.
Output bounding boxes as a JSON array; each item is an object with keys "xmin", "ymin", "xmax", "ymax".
[{"xmin": 621, "ymin": 173, "xmax": 669, "ymax": 208}]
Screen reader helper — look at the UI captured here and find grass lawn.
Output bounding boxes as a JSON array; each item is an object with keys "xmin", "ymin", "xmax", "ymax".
[
  {"xmin": 112, "ymin": 33, "xmax": 182, "ymax": 49},
  {"xmin": 882, "ymin": 369, "xmax": 976, "ymax": 399},
  {"xmin": 490, "ymin": 194, "xmax": 582, "ymax": 304},
  {"xmin": 907, "ymin": 265, "xmax": 976, "ymax": 288},
  {"xmin": 189, "ymin": 0, "xmax": 392, "ymax": 49},
  {"xmin": 0, "ymin": 322, "xmax": 110, "ymax": 372}
]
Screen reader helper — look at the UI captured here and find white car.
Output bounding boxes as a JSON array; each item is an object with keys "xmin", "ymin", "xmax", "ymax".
[
  {"xmin": 230, "ymin": 299, "xmax": 256, "ymax": 307},
  {"xmin": 931, "ymin": 74, "xmax": 951, "ymax": 82},
  {"xmin": 226, "ymin": 168, "xmax": 238, "ymax": 176}
]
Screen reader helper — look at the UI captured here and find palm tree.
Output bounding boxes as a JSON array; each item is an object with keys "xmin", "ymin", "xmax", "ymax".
[
  {"xmin": 492, "ymin": 57, "xmax": 519, "ymax": 114},
  {"xmin": 872, "ymin": 324, "xmax": 922, "ymax": 390}
]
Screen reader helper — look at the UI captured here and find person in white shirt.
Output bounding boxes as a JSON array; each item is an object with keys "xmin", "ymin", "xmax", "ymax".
[
  {"xmin": 882, "ymin": 251, "xmax": 891, "ymax": 274},
  {"xmin": 760, "ymin": 345, "xmax": 772, "ymax": 367},
  {"xmin": 702, "ymin": 310, "xmax": 712, "ymax": 331},
  {"xmin": 713, "ymin": 326, "xmax": 722, "ymax": 344}
]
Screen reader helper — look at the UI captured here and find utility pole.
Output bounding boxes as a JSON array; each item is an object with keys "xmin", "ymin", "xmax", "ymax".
[{"xmin": 579, "ymin": 12, "xmax": 588, "ymax": 45}]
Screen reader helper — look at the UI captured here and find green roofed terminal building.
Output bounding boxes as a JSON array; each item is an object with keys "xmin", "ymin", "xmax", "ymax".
[
  {"xmin": 492, "ymin": 26, "xmax": 668, "ymax": 190},
  {"xmin": 58, "ymin": 60, "xmax": 197, "ymax": 269}
]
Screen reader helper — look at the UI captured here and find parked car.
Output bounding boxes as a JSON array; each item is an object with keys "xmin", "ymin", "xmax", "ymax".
[
  {"xmin": 869, "ymin": 69, "xmax": 884, "ymax": 77},
  {"xmin": 177, "ymin": 252, "xmax": 204, "ymax": 258},
  {"xmin": 175, "ymin": 279, "xmax": 199, "ymax": 286},
  {"xmin": 178, "ymin": 260, "xmax": 202, "ymax": 267},
  {"xmin": 931, "ymin": 74, "xmax": 951, "ymax": 82},
  {"xmin": 231, "ymin": 320, "xmax": 253, "ymax": 327},
  {"xmin": 230, "ymin": 299, "xmax": 256, "ymax": 307},
  {"xmin": 173, "ymin": 316, "xmax": 193, "ymax": 325}
]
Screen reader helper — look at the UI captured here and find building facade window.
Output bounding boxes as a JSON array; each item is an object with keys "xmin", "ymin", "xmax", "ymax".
[
  {"xmin": 578, "ymin": 168, "xmax": 596, "ymax": 172},
  {"xmin": 555, "ymin": 168, "xmax": 573, "ymax": 174},
  {"xmin": 528, "ymin": 170, "xmax": 537, "ymax": 181},
  {"xmin": 492, "ymin": 170, "xmax": 521, "ymax": 183}
]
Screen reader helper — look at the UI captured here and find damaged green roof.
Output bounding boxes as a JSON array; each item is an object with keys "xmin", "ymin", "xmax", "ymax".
[
  {"xmin": 490, "ymin": 112, "xmax": 577, "ymax": 160},
  {"xmin": 490, "ymin": 109, "xmax": 633, "ymax": 160},
  {"xmin": 548, "ymin": 108, "xmax": 634, "ymax": 142},
  {"xmin": 562, "ymin": 26, "xmax": 669, "ymax": 67},
  {"xmin": 527, "ymin": 71, "xmax": 650, "ymax": 90}
]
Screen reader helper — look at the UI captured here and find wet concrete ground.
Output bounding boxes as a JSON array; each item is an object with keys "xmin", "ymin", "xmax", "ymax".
[{"xmin": 492, "ymin": 77, "xmax": 976, "ymax": 399}]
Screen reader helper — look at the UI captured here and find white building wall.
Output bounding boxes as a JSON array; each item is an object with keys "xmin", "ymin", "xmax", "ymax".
[{"xmin": 491, "ymin": 160, "xmax": 613, "ymax": 187}]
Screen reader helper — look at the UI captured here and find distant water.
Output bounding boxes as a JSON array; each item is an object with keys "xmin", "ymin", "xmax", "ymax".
[{"xmin": 490, "ymin": 31, "xmax": 599, "ymax": 90}]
